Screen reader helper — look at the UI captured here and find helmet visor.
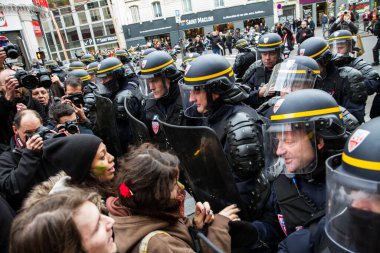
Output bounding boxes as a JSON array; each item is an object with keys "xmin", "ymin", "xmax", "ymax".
[
  {"xmin": 139, "ymin": 74, "xmax": 168, "ymax": 99},
  {"xmin": 266, "ymin": 62, "xmax": 318, "ymax": 97},
  {"xmin": 329, "ymin": 39, "xmax": 353, "ymax": 59},
  {"xmin": 325, "ymin": 158, "xmax": 380, "ymax": 253},
  {"xmin": 263, "ymin": 121, "xmax": 317, "ymax": 177},
  {"xmin": 179, "ymin": 79, "xmax": 208, "ymax": 119}
]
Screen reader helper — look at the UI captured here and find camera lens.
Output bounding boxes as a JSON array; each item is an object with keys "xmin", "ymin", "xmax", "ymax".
[
  {"xmin": 5, "ymin": 44, "xmax": 19, "ymax": 59},
  {"xmin": 39, "ymin": 74, "xmax": 52, "ymax": 88},
  {"xmin": 16, "ymin": 71, "xmax": 39, "ymax": 90},
  {"xmin": 66, "ymin": 123, "xmax": 79, "ymax": 134}
]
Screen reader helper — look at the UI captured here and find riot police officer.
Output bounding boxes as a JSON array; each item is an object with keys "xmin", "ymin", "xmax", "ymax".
[
  {"xmin": 86, "ymin": 61, "xmax": 99, "ymax": 84},
  {"xmin": 80, "ymin": 53, "xmax": 95, "ymax": 66},
  {"xmin": 242, "ymin": 33, "xmax": 283, "ymax": 108},
  {"xmin": 298, "ymin": 37, "xmax": 367, "ymax": 123},
  {"xmin": 181, "ymin": 52, "xmax": 200, "ymax": 71},
  {"xmin": 114, "ymin": 49, "xmax": 139, "ymax": 85},
  {"xmin": 45, "ymin": 59, "xmax": 67, "ymax": 82},
  {"xmin": 252, "ymin": 89, "xmax": 347, "ymax": 251},
  {"xmin": 180, "ymin": 53, "xmax": 269, "ymax": 220},
  {"xmin": 68, "ymin": 61, "xmax": 85, "ymax": 71},
  {"xmin": 278, "ymin": 117, "xmax": 380, "ymax": 253},
  {"xmin": 138, "ymin": 51, "xmax": 183, "ymax": 148},
  {"xmin": 233, "ymin": 38, "xmax": 257, "ymax": 80},
  {"xmin": 96, "ymin": 57, "xmax": 142, "ymax": 154},
  {"xmin": 329, "ymin": 30, "xmax": 380, "ymax": 119}
]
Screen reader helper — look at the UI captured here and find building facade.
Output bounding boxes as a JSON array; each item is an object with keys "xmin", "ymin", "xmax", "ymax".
[
  {"xmin": 0, "ymin": 0, "xmax": 48, "ymax": 64},
  {"xmin": 41, "ymin": 0, "xmax": 118, "ymax": 61},
  {"xmin": 122, "ymin": 0, "xmax": 275, "ymax": 47}
]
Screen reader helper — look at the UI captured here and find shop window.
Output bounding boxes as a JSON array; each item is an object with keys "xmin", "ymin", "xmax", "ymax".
[
  {"xmin": 81, "ymin": 26, "xmax": 92, "ymax": 39},
  {"xmin": 92, "ymin": 23, "xmax": 105, "ymax": 37},
  {"xmin": 53, "ymin": 31, "xmax": 62, "ymax": 50},
  {"xmin": 60, "ymin": 7, "xmax": 71, "ymax": 15},
  {"xmin": 55, "ymin": 17, "xmax": 63, "ymax": 28},
  {"xmin": 46, "ymin": 32, "xmax": 56, "ymax": 50},
  {"xmin": 63, "ymin": 14, "xmax": 75, "ymax": 27},
  {"xmin": 182, "ymin": 0, "xmax": 192, "ymax": 12},
  {"xmin": 214, "ymin": 0, "xmax": 224, "ymax": 8},
  {"xmin": 66, "ymin": 28, "xmax": 81, "ymax": 48},
  {"xmin": 99, "ymin": 0, "xmax": 107, "ymax": 6},
  {"xmin": 152, "ymin": 2, "xmax": 162, "ymax": 18},
  {"xmin": 130, "ymin": 5, "xmax": 140, "ymax": 23},
  {"xmin": 75, "ymin": 4, "xmax": 85, "ymax": 11},
  {"xmin": 103, "ymin": 7, "xmax": 111, "ymax": 19},
  {"xmin": 90, "ymin": 9, "xmax": 101, "ymax": 22},
  {"xmin": 78, "ymin": 12, "xmax": 88, "ymax": 25}
]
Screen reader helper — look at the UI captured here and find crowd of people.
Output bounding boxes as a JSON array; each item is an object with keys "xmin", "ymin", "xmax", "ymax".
[{"xmin": 0, "ymin": 8, "xmax": 380, "ymax": 252}]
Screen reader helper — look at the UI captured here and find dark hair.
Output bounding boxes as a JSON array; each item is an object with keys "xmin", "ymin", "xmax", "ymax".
[
  {"xmin": 9, "ymin": 189, "xmax": 99, "ymax": 253},
  {"xmin": 51, "ymin": 103, "xmax": 76, "ymax": 123},
  {"xmin": 115, "ymin": 143, "xmax": 180, "ymax": 221},
  {"xmin": 64, "ymin": 76, "xmax": 83, "ymax": 91},
  {"xmin": 13, "ymin": 109, "xmax": 43, "ymax": 129}
]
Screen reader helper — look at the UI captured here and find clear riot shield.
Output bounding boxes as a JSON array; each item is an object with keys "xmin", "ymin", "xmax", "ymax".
[
  {"xmin": 123, "ymin": 98, "xmax": 150, "ymax": 145},
  {"xmin": 158, "ymin": 119, "xmax": 250, "ymax": 220},
  {"xmin": 94, "ymin": 93, "xmax": 122, "ymax": 157}
]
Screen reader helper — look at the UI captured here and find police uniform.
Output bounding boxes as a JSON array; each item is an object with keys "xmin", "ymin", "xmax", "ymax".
[
  {"xmin": 232, "ymin": 39, "xmax": 257, "ymax": 80},
  {"xmin": 242, "ymin": 33, "xmax": 283, "ymax": 108},
  {"xmin": 181, "ymin": 54, "xmax": 269, "ymax": 220},
  {"xmin": 298, "ymin": 37, "xmax": 367, "ymax": 123},
  {"xmin": 138, "ymin": 51, "xmax": 184, "ymax": 149}
]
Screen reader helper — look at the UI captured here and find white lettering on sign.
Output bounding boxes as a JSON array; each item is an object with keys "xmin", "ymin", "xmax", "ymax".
[
  {"xmin": 181, "ymin": 16, "xmax": 214, "ymax": 26},
  {"xmin": 222, "ymin": 10, "xmax": 265, "ymax": 20}
]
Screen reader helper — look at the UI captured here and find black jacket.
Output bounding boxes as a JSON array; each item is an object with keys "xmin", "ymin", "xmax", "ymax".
[
  {"xmin": 296, "ymin": 27, "xmax": 313, "ymax": 44},
  {"xmin": 0, "ymin": 137, "xmax": 59, "ymax": 211}
]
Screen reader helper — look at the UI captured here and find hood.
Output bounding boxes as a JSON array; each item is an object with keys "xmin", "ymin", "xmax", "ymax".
[{"xmin": 106, "ymin": 197, "xmax": 193, "ymax": 253}]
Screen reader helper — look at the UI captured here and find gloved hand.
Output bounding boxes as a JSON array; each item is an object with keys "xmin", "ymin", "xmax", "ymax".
[{"xmin": 228, "ymin": 220, "xmax": 259, "ymax": 248}]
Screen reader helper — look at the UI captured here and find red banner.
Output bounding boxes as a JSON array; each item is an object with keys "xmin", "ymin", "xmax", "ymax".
[
  {"xmin": 32, "ymin": 20, "xmax": 43, "ymax": 37},
  {"xmin": 33, "ymin": 0, "xmax": 49, "ymax": 8}
]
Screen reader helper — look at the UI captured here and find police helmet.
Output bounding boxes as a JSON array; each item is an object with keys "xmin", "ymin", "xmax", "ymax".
[
  {"xmin": 235, "ymin": 39, "xmax": 250, "ymax": 52},
  {"xmin": 266, "ymin": 56, "xmax": 320, "ymax": 96},
  {"xmin": 68, "ymin": 69, "xmax": 91, "ymax": 84},
  {"xmin": 80, "ymin": 54, "xmax": 95, "ymax": 65},
  {"xmin": 181, "ymin": 52, "xmax": 200, "ymax": 70},
  {"xmin": 139, "ymin": 51, "xmax": 179, "ymax": 98},
  {"xmin": 298, "ymin": 37, "xmax": 333, "ymax": 65},
  {"xmin": 257, "ymin": 33, "xmax": 283, "ymax": 53},
  {"xmin": 45, "ymin": 59, "xmax": 58, "ymax": 68},
  {"xmin": 96, "ymin": 57, "xmax": 124, "ymax": 78},
  {"xmin": 140, "ymin": 48, "xmax": 157, "ymax": 59},
  {"xmin": 263, "ymin": 89, "xmax": 345, "ymax": 176},
  {"xmin": 68, "ymin": 61, "xmax": 85, "ymax": 71},
  {"xmin": 325, "ymin": 118, "xmax": 380, "ymax": 253},
  {"xmin": 329, "ymin": 30, "xmax": 354, "ymax": 60},
  {"xmin": 86, "ymin": 61, "xmax": 99, "ymax": 75},
  {"xmin": 115, "ymin": 49, "xmax": 130, "ymax": 64}
]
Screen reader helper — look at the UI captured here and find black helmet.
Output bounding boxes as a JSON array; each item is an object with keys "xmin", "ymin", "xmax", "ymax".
[
  {"xmin": 96, "ymin": 57, "xmax": 124, "ymax": 78},
  {"xmin": 68, "ymin": 61, "xmax": 85, "ymax": 71},
  {"xmin": 328, "ymin": 30, "xmax": 354, "ymax": 60},
  {"xmin": 181, "ymin": 52, "xmax": 200, "ymax": 70},
  {"xmin": 235, "ymin": 39, "xmax": 250, "ymax": 51},
  {"xmin": 115, "ymin": 49, "xmax": 129, "ymax": 64},
  {"xmin": 298, "ymin": 37, "xmax": 333, "ymax": 65},
  {"xmin": 263, "ymin": 89, "xmax": 345, "ymax": 176},
  {"xmin": 86, "ymin": 61, "xmax": 99, "ymax": 75},
  {"xmin": 140, "ymin": 48, "xmax": 157, "ymax": 59},
  {"xmin": 138, "ymin": 51, "xmax": 179, "ymax": 98},
  {"xmin": 68, "ymin": 69, "xmax": 91, "ymax": 84},
  {"xmin": 80, "ymin": 54, "xmax": 95, "ymax": 65},
  {"xmin": 266, "ymin": 56, "xmax": 320, "ymax": 96},
  {"xmin": 257, "ymin": 33, "xmax": 283, "ymax": 53},
  {"xmin": 325, "ymin": 118, "xmax": 380, "ymax": 253}
]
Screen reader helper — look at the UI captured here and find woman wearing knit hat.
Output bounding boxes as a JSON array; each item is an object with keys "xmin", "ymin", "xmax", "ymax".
[{"xmin": 23, "ymin": 134, "xmax": 115, "ymax": 210}]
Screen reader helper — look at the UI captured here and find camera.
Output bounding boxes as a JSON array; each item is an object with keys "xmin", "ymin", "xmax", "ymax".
[
  {"xmin": 13, "ymin": 69, "xmax": 39, "ymax": 90},
  {"xmin": 36, "ymin": 70, "xmax": 52, "ymax": 89},
  {"xmin": 66, "ymin": 93, "xmax": 84, "ymax": 107},
  {"xmin": 12, "ymin": 69, "xmax": 52, "ymax": 90},
  {"xmin": 4, "ymin": 44, "xmax": 19, "ymax": 59},
  {"xmin": 24, "ymin": 126, "xmax": 57, "ymax": 141},
  {"xmin": 57, "ymin": 120, "xmax": 79, "ymax": 135}
]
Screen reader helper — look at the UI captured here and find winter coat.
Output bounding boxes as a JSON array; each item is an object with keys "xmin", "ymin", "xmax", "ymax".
[{"xmin": 106, "ymin": 197, "xmax": 232, "ymax": 253}]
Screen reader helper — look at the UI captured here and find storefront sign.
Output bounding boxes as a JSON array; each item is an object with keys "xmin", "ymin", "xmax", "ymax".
[
  {"xmin": 180, "ymin": 16, "xmax": 214, "ymax": 26},
  {"xmin": 0, "ymin": 11, "xmax": 8, "ymax": 27},
  {"xmin": 33, "ymin": 0, "xmax": 49, "ymax": 8},
  {"xmin": 95, "ymin": 35, "xmax": 117, "ymax": 45},
  {"xmin": 32, "ymin": 20, "xmax": 42, "ymax": 36}
]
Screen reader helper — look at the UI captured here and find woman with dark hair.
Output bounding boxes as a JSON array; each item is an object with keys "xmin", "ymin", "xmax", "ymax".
[
  {"xmin": 107, "ymin": 143, "xmax": 239, "ymax": 252},
  {"xmin": 9, "ymin": 189, "xmax": 117, "ymax": 253},
  {"xmin": 23, "ymin": 134, "xmax": 115, "ymax": 211}
]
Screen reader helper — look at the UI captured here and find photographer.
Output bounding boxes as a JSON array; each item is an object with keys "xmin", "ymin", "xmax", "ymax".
[
  {"xmin": 61, "ymin": 76, "xmax": 95, "ymax": 132},
  {"xmin": 329, "ymin": 10, "xmax": 358, "ymax": 34},
  {"xmin": 50, "ymin": 102, "xmax": 93, "ymax": 135},
  {"xmin": 0, "ymin": 110, "xmax": 59, "ymax": 211}
]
